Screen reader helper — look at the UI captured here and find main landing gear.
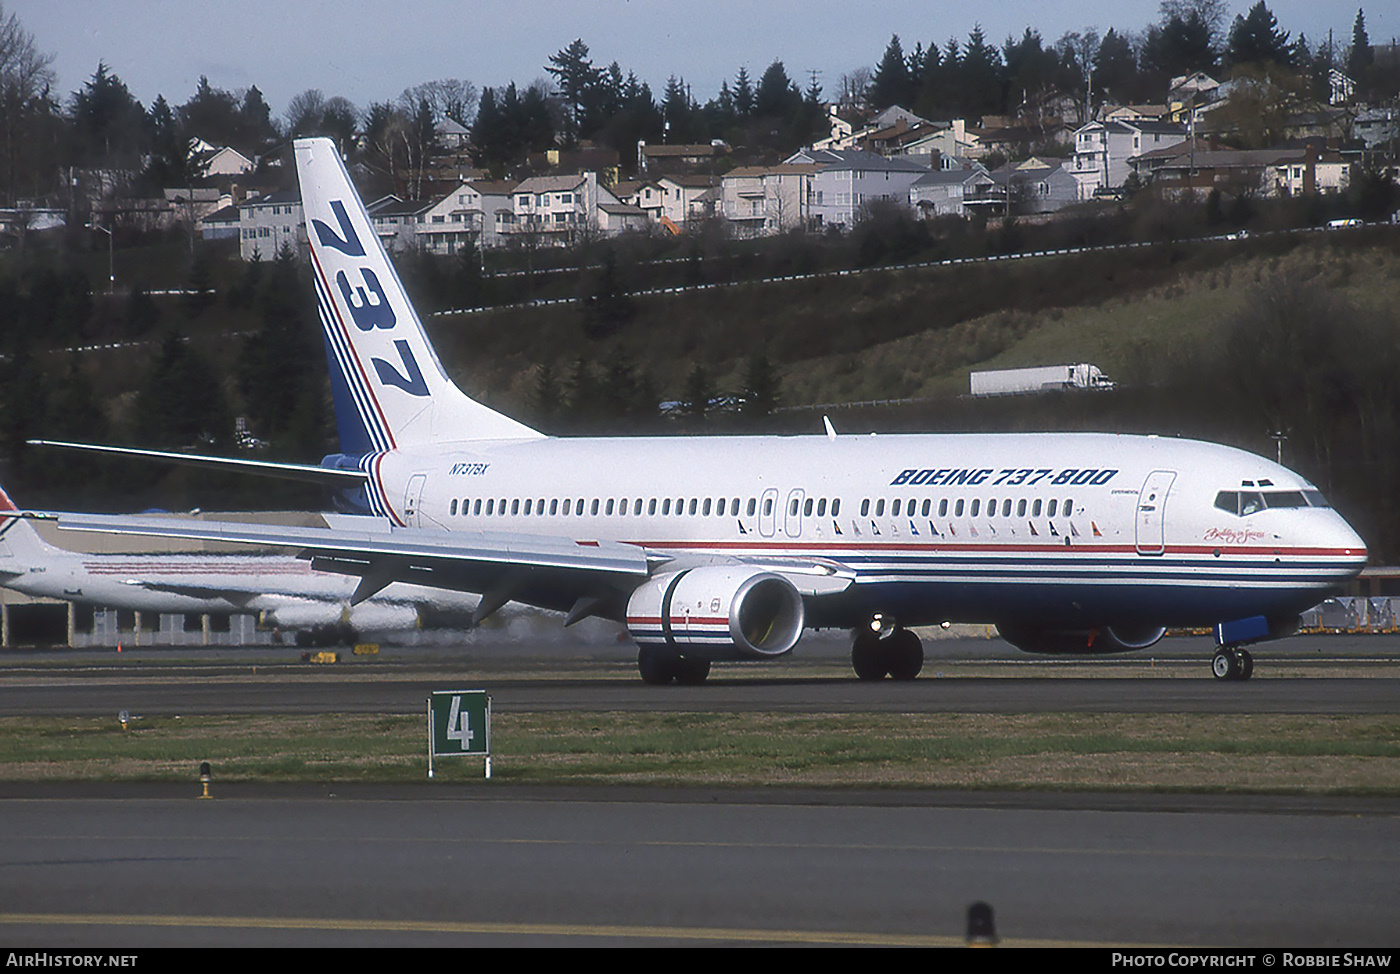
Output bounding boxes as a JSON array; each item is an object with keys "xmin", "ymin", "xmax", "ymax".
[
  {"xmin": 1211, "ymin": 646, "xmax": 1254, "ymax": 681},
  {"xmin": 637, "ymin": 647, "xmax": 712, "ymax": 686},
  {"xmin": 851, "ymin": 621, "xmax": 924, "ymax": 681}
]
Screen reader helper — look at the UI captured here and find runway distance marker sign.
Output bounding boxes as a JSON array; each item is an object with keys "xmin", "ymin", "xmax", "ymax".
[{"xmin": 428, "ymin": 689, "xmax": 492, "ymax": 779}]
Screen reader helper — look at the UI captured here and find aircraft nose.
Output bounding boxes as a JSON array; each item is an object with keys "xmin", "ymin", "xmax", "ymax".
[{"xmin": 1328, "ymin": 514, "xmax": 1368, "ymax": 575}]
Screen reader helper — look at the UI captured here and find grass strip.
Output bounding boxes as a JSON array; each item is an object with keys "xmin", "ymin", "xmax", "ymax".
[{"xmin": 1, "ymin": 713, "xmax": 1398, "ymax": 794}]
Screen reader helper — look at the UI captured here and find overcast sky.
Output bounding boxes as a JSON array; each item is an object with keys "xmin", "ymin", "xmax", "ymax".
[{"xmin": 14, "ymin": 1, "xmax": 1390, "ymax": 119}]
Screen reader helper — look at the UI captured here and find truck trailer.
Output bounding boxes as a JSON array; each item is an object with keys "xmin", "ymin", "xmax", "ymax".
[{"xmin": 969, "ymin": 363, "xmax": 1116, "ymax": 396}]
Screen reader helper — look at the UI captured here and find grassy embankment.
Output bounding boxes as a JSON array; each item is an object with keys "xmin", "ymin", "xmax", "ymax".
[
  {"xmin": 3, "ymin": 712, "xmax": 1398, "ymax": 793},
  {"xmin": 429, "ymin": 231, "xmax": 1400, "ymax": 421}
]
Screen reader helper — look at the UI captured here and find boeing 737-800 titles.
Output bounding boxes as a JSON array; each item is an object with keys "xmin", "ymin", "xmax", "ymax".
[{"xmin": 27, "ymin": 137, "xmax": 1368, "ymax": 683}]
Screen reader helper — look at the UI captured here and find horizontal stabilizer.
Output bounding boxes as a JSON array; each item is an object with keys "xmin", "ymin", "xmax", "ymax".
[{"xmin": 27, "ymin": 440, "xmax": 368, "ymax": 487}]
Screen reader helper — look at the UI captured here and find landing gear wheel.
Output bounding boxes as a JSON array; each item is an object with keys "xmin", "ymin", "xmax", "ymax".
[
  {"xmin": 638, "ymin": 647, "xmax": 678, "ymax": 685},
  {"xmin": 674, "ymin": 656, "xmax": 712, "ymax": 685},
  {"xmin": 886, "ymin": 629, "xmax": 925, "ymax": 681},
  {"xmin": 852, "ymin": 631, "xmax": 889, "ymax": 681},
  {"xmin": 1211, "ymin": 647, "xmax": 1248, "ymax": 681}
]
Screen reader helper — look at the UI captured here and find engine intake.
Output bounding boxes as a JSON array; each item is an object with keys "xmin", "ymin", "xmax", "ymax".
[{"xmin": 626, "ymin": 567, "xmax": 805, "ymax": 660}]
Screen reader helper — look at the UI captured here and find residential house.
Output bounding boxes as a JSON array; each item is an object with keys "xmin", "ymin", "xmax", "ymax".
[
  {"xmin": 198, "ymin": 145, "xmax": 255, "ymax": 177},
  {"xmin": 1104, "ymin": 104, "xmax": 1169, "ymax": 123},
  {"xmin": 719, "ymin": 167, "xmax": 768, "ymax": 238},
  {"xmin": 237, "ymin": 188, "xmax": 303, "ymax": 260},
  {"xmin": 637, "ymin": 141, "xmax": 728, "ymax": 175},
  {"xmin": 1356, "ymin": 107, "xmax": 1399, "ymax": 150},
  {"xmin": 909, "ymin": 165, "xmax": 998, "ymax": 218},
  {"xmin": 406, "ymin": 180, "xmax": 517, "ymax": 253},
  {"xmin": 1070, "ymin": 119, "xmax": 1187, "ymax": 198},
  {"xmin": 1135, "ymin": 145, "xmax": 1351, "ymax": 199},
  {"xmin": 499, "ymin": 173, "xmax": 621, "ymax": 246},
  {"xmin": 970, "ymin": 121, "xmax": 1073, "ymax": 159},
  {"xmin": 815, "ymin": 105, "xmax": 932, "ymax": 152},
  {"xmin": 597, "ymin": 201, "xmax": 650, "ymax": 235},
  {"xmin": 369, "ymin": 197, "xmax": 437, "ymax": 252},
  {"xmin": 1167, "ymin": 72, "xmax": 1221, "ymax": 121},
  {"xmin": 438, "ymin": 117, "xmax": 471, "ymax": 150},
  {"xmin": 201, "ymin": 203, "xmax": 241, "ymax": 241},
  {"xmin": 1329, "ymin": 68, "xmax": 1356, "ymax": 106},
  {"xmin": 655, "ymin": 174, "xmax": 720, "ymax": 229},
  {"xmin": 992, "ymin": 157, "xmax": 1080, "ymax": 214},
  {"xmin": 785, "ymin": 148, "xmax": 929, "ymax": 231},
  {"xmin": 720, "ymin": 165, "xmax": 817, "ymax": 237},
  {"xmin": 164, "ymin": 186, "xmax": 227, "ymax": 227}
]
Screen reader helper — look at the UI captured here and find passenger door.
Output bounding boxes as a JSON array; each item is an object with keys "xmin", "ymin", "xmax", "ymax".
[
  {"xmin": 1135, "ymin": 470, "xmax": 1176, "ymax": 555},
  {"xmin": 403, "ymin": 473, "xmax": 428, "ymax": 528}
]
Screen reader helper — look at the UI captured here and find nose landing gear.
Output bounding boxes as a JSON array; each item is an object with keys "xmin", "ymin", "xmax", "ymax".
[{"xmin": 1211, "ymin": 646, "xmax": 1254, "ymax": 681}]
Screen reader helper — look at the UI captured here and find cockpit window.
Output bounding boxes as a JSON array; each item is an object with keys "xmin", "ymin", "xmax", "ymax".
[{"xmin": 1216, "ymin": 488, "xmax": 1330, "ymax": 517}]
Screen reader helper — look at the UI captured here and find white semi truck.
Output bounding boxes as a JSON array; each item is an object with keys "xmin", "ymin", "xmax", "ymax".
[{"xmin": 969, "ymin": 363, "xmax": 1116, "ymax": 396}]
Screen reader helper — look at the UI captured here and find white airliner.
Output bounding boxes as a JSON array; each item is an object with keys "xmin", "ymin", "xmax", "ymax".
[
  {"xmin": 0, "ymin": 486, "xmax": 476, "ymax": 638},
  {"xmin": 26, "ymin": 136, "xmax": 1368, "ymax": 683}
]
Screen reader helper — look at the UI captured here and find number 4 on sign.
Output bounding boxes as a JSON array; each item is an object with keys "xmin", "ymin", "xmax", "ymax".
[{"xmin": 447, "ymin": 695, "xmax": 474, "ymax": 751}]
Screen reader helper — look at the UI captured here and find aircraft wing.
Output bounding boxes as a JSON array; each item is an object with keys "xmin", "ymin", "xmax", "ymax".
[
  {"xmin": 23, "ymin": 510, "xmax": 656, "ymax": 613},
  {"xmin": 126, "ymin": 581, "xmax": 262, "ymax": 607}
]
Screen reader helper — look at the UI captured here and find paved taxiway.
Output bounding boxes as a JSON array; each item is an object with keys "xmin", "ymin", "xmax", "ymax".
[{"xmin": 2, "ymin": 633, "xmax": 1397, "ymax": 947}]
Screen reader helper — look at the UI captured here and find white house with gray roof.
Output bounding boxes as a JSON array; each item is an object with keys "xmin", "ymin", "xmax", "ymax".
[
  {"xmin": 1070, "ymin": 119, "xmax": 1187, "ymax": 199},
  {"xmin": 498, "ymin": 173, "xmax": 621, "ymax": 246},
  {"xmin": 784, "ymin": 147, "xmax": 930, "ymax": 231},
  {"xmin": 237, "ymin": 188, "xmax": 303, "ymax": 260},
  {"xmin": 909, "ymin": 164, "xmax": 998, "ymax": 218}
]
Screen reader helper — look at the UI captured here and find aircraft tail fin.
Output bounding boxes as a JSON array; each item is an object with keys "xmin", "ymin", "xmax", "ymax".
[
  {"xmin": 294, "ymin": 137, "xmax": 542, "ymax": 452},
  {"xmin": 0, "ymin": 485, "xmax": 61, "ymax": 567}
]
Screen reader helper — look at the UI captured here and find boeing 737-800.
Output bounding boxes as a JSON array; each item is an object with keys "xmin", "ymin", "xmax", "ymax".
[{"xmin": 27, "ymin": 137, "xmax": 1368, "ymax": 683}]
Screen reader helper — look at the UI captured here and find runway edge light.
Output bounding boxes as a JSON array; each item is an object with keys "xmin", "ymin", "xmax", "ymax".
[{"xmin": 966, "ymin": 902, "xmax": 997, "ymax": 946}]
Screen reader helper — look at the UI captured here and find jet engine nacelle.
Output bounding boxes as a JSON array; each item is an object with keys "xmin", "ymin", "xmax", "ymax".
[
  {"xmin": 995, "ymin": 623, "xmax": 1168, "ymax": 655},
  {"xmin": 626, "ymin": 567, "xmax": 805, "ymax": 661}
]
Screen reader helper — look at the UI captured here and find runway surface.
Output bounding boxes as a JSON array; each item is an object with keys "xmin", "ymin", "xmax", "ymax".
[
  {"xmin": 1, "ymin": 786, "xmax": 1397, "ymax": 947},
  {"xmin": 1, "ymin": 633, "xmax": 1397, "ymax": 947},
  {"xmin": 1, "ymin": 634, "xmax": 1397, "ymax": 717}
]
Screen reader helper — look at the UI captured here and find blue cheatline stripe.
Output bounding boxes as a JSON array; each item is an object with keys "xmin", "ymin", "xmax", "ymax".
[
  {"xmin": 312, "ymin": 264, "xmax": 394, "ymax": 453},
  {"xmin": 315, "ymin": 279, "xmax": 392, "ymax": 454},
  {"xmin": 314, "ymin": 273, "xmax": 386, "ymax": 453},
  {"xmin": 356, "ymin": 453, "xmax": 395, "ymax": 521}
]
